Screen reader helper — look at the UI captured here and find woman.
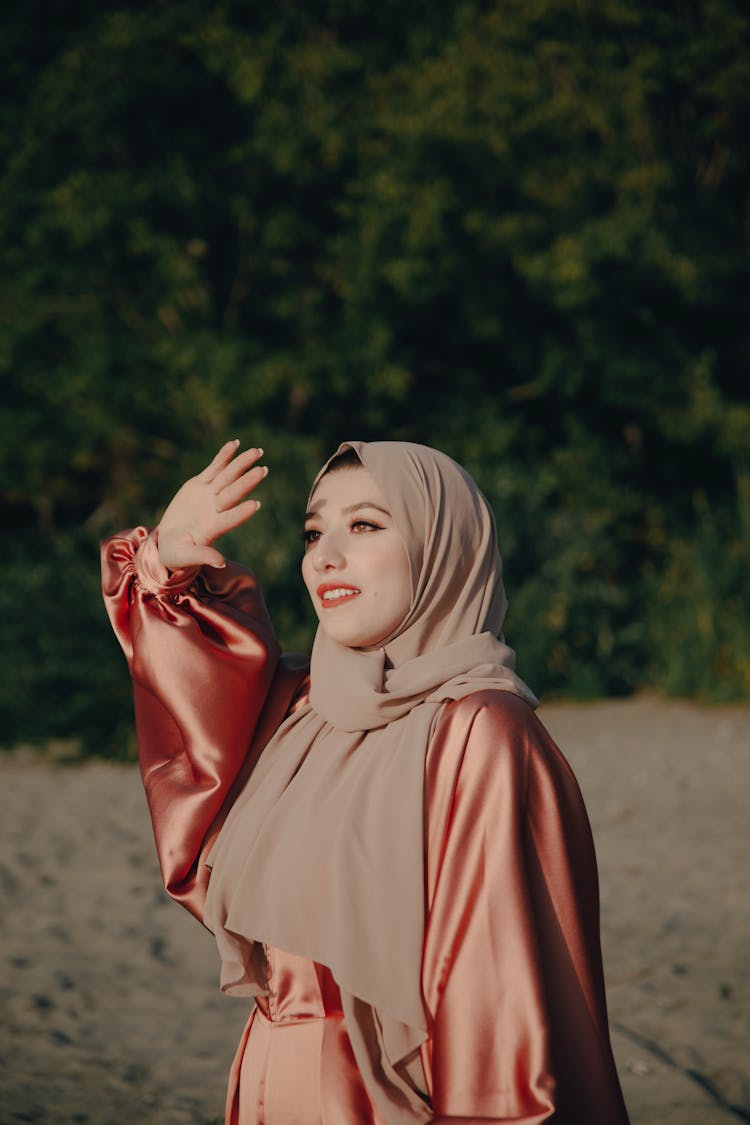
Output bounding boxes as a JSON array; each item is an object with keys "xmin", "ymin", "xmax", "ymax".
[{"xmin": 101, "ymin": 438, "xmax": 629, "ymax": 1124}]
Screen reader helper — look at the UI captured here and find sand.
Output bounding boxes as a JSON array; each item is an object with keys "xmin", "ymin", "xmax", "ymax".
[{"xmin": 1, "ymin": 697, "xmax": 748, "ymax": 1124}]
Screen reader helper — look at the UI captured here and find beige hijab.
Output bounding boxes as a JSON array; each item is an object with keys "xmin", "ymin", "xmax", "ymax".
[{"xmin": 203, "ymin": 441, "xmax": 537, "ymax": 1119}]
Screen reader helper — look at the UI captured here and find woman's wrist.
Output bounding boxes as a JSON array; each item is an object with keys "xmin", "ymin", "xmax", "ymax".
[{"xmin": 135, "ymin": 528, "xmax": 201, "ymax": 595}]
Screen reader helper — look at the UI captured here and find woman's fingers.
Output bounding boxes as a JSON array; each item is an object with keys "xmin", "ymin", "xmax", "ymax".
[
  {"xmin": 191, "ymin": 545, "xmax": 227, "ymax": 568},
  {"xmin": 215, "ymin": 497, "xmax": 263, "ymax": 536},
  {"xmin": 197, "ymin": 439, "xmax": 242, "ymax": 484},
  {"xmin": 216, "ymin": 463, "xmax": 268, "ymax": 512},
  {"xmin": 213, "ymin": 447, "xmax": 264, "ymax": 492},
  {"xmin": 157, "ymin": 532, "xmax": 223, "ymax": 570},
  {"xmin": 211, "ymin": 445, "xmax": 264, "ymax": 492},
  {"xmin": 173, "ymin": 545, "xmax": 227, "ymax": 568}
]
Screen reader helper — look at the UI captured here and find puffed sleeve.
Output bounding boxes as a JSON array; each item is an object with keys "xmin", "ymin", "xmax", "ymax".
[
  {"xmin": 101, "ymin": 526, "xmax": 308, "ymax": 923},
  {"xmin": 421, "ymin": 691, "xmax": 629, "ymax": 1125}
]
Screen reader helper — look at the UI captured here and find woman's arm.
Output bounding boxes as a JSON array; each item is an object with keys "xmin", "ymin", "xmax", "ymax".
[
  {"xmin": 421, "ymin": 691, "xmax": 629, "ymax": 1125},
  {"xmin": 101, "ymin": 443, "xmax": 307, "ymax": 923}
]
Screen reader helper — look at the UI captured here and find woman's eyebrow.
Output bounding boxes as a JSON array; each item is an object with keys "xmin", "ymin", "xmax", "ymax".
[
  {"xmin": 343, "ymin": 501, "xmax": 391, "ymax": 516},
  {"xmin": 303, "ymin": 500, "xmax": 390, "ymax": 522}
]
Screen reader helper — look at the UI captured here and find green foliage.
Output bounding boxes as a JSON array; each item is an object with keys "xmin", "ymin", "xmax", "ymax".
[
  {"xmin": 646, "ymin": 479, "xmax": 750, "ymax": 699},
  {"xmin": 1, "ymin": 1, "xmax": 748, "ymax": 753}
]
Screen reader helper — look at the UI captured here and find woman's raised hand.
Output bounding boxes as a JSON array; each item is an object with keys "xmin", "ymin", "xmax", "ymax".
[{"xmin": 157, "ymin": 441, "xmax": 268, "ymax": 570}]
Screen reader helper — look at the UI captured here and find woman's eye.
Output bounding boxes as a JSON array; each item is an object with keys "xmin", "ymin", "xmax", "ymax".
[{"xmin": 302, "ymin": 521, "xmax": 382, "ymax": 546}]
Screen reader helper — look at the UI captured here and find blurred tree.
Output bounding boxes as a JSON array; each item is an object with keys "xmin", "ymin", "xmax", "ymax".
[{"xmin": 1, "ymin": 0, "xmax": 748, "ymax": 752}]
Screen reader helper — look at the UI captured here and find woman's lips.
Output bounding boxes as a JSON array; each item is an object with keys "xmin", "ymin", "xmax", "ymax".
[{"xmin": 317, "ymin": 583, "xmax": 361, "ymax": 608}]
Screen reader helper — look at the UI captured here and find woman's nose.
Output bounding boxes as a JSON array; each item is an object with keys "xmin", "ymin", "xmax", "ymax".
[{"xmin": 311, "ymin": 535, "xmax": 345, "ymax": 571}]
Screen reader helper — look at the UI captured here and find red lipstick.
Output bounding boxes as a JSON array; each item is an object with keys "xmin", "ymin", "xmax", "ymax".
[{"xmin": 316, "ymin": 583, "xmax": 361, "ymax": 608}]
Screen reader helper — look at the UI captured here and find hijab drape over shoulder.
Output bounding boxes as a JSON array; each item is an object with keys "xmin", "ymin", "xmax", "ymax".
[{"xmin": 203, "ymin": 441, "xmax": 537, "ymax": 1103}]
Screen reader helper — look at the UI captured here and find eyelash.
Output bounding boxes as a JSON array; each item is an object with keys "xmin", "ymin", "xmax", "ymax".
[{"xmin": 301, "ymin": 520, "xmax": 383, "ymax": 546}]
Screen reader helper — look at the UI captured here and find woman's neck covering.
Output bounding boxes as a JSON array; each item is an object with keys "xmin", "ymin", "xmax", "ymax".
[{"xmin": 204, "ymin": 441, "xmax": 537, "ymax": 1123}]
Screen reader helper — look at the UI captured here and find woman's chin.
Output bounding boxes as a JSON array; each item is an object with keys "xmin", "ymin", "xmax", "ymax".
[{"xmin": 316, "ymin": 623, "xmax": 385, "ymax": 650}]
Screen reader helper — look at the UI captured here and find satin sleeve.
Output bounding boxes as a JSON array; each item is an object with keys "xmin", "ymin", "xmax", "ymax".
[
  {"xmin": 101, "ymin": 526, "xmax": 308, "ymax": 923},
  {"xmin": 421, "ymin": 691, "xmax": 629, "ymax": 1125}
]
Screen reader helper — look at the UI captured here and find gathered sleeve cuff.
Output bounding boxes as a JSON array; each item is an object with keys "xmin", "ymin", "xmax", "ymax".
[
  {"xmin": 421, "ymin": 691, "xmax": 629, "ymax": 1125},
  {"xmin": 101, "ymin": 526, "xmax": 307, "ymax": 923}
]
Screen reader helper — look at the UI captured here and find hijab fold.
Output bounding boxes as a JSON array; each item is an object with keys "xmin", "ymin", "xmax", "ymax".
[{"xmin": 203, "ymin": 441, "xmax": 537, "ymax": 1112}]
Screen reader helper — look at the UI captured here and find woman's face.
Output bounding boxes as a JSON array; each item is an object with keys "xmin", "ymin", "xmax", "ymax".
[{"xmin": 301, "ymin": 466, "xmax": 412, "ymax": 650}]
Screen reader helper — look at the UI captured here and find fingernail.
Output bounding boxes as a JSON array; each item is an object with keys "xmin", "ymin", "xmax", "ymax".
[
  {"xmin": 257, "ymin": 447, "xmax": 264, "ymax": 457},
  {"xmin": 260, "ymin": 465, "xmax": 269, "ymax": 477}
]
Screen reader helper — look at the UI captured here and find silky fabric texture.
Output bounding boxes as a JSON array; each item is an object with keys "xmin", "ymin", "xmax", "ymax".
[
  {"xmin": 225, "ymin": 949, "xmax": 387, "ymax": 1125},
  {"xmin": 204, "ymin": 442, "xmax": 539, "ymax": 1111},
  {"xmin": 102, "ymin": 527, "xmax": 629, "ymax": 1123},
  {"xmin": 218, "ymin": 694, "xmax": 628, "ymax": 1125}
]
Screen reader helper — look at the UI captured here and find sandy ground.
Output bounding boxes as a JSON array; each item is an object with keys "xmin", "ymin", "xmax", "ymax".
[{"xmin": 1, "ymin": 697, "xmax": 748, "ymax": 1125}]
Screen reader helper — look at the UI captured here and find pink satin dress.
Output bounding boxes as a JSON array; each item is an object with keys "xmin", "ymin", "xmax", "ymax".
[
  {"xmin": 225, "ymin": 950, "xmax": 386, "ymax": 1124},
  {"xmin": 102, "ymin": 527, "xmax": 630, "ymax": 1125}
]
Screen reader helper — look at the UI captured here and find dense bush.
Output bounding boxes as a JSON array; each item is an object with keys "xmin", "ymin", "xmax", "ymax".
[{"xmin": 1, "ymin": 1, "xmax": 748, "ymax": 754}]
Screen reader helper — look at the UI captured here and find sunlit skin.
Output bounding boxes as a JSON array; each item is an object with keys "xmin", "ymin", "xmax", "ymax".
[
  {"xmin": 155, "ymin": 444, "xmax": 411, "ymax": 652},
  {"xmin": 301, "ymin": 467, "xmax": 412, "ymax": 651}
]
